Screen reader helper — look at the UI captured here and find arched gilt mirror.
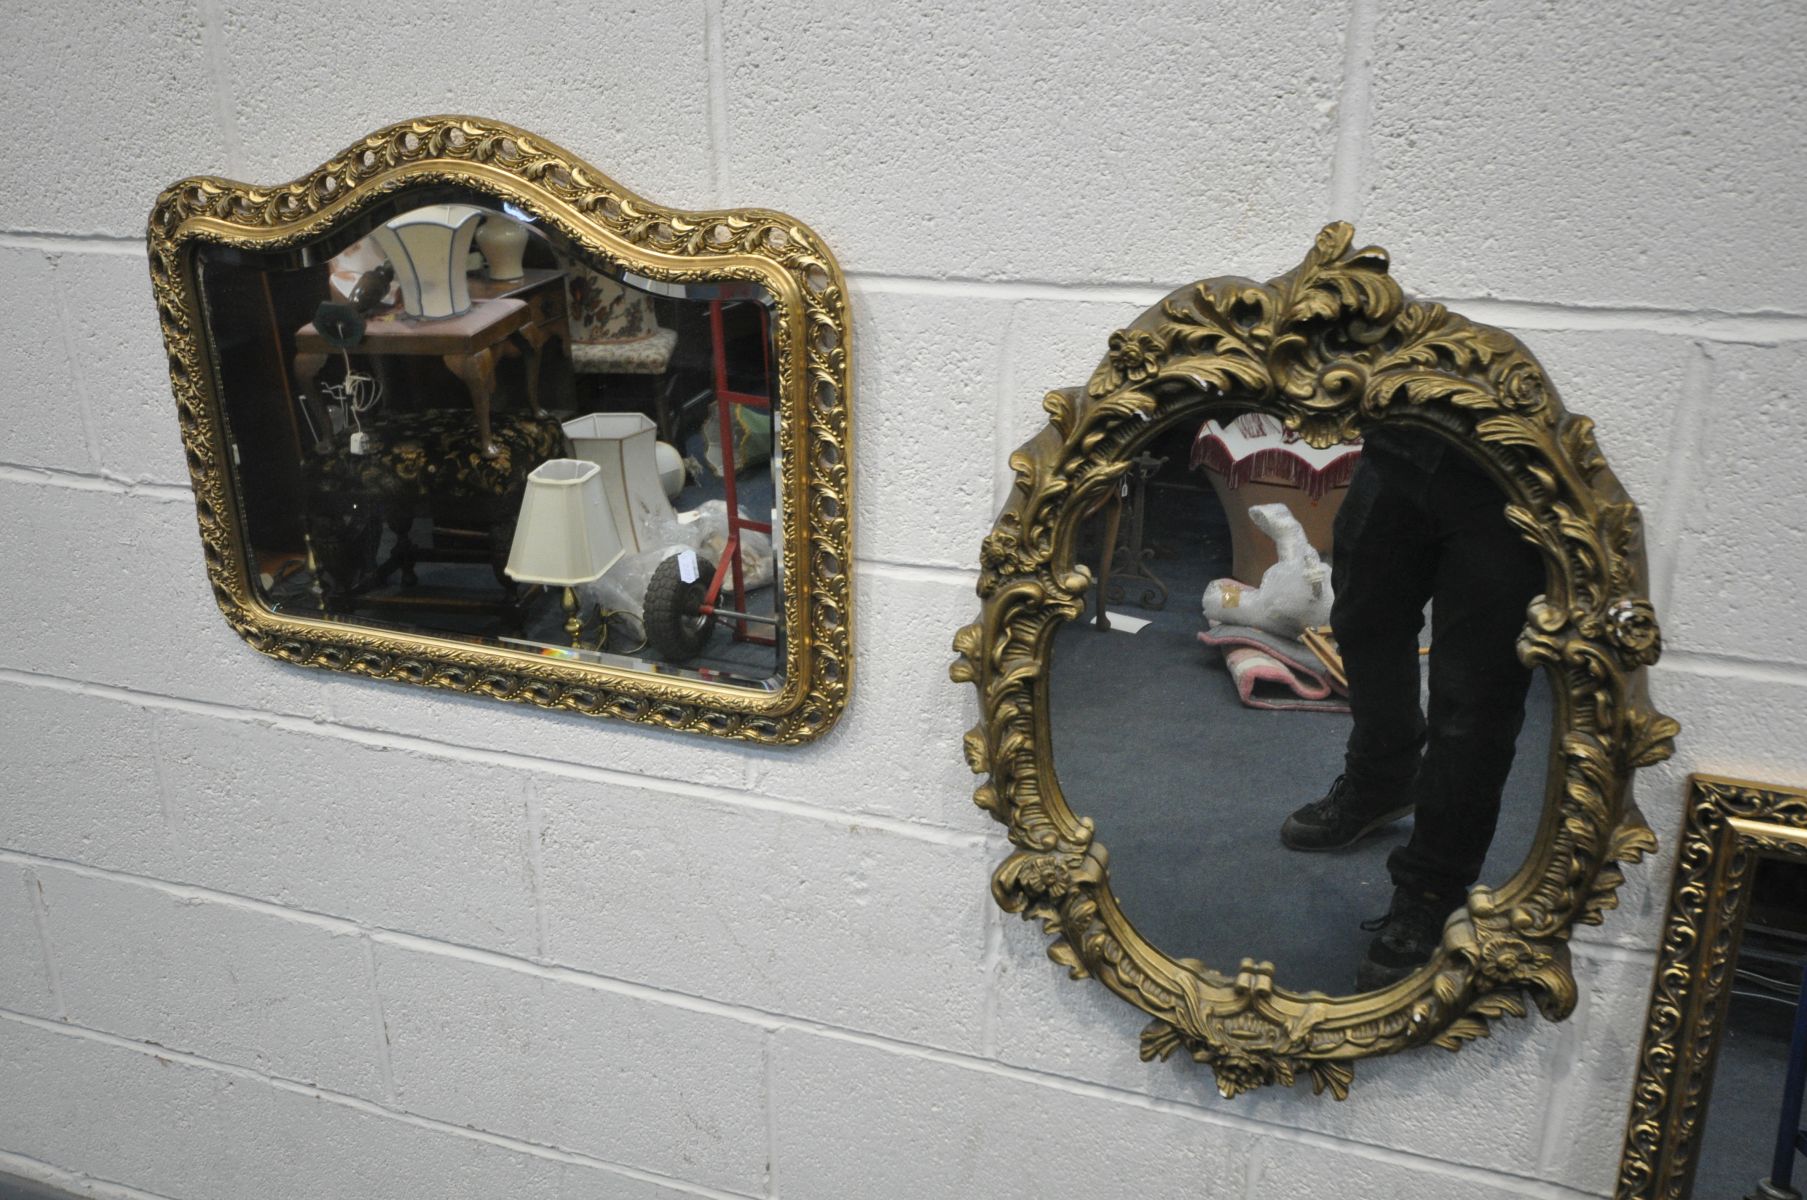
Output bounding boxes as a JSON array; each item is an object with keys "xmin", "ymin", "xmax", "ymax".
[
  {"xmin": 952, "ymin": 224, "xmax": 1678, "ymax": 1097},
  {"xmin": 148, "ymin": 116, "xmax": 850, "ymax": 743}
]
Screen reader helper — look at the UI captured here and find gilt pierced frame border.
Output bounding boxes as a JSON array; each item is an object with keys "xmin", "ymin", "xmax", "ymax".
[
  {"xmin": 1615, "ymin": 776, "xmax": 1807, "ymax": 1199},
  {"xmin": 148, "ymin": 115, "xmax": 851, "ymax": 744},
  {"xmin": 951, "ymin": 223, "xmax": 1677, "ymax": 1097}
]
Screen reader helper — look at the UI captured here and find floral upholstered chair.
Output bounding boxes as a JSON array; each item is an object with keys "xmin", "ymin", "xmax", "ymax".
[{"xmin": 567, "ymin": 266, "xmax": 678, "ymax": 380}]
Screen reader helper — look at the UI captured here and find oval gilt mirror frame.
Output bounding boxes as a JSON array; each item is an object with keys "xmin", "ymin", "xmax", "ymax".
[
  {"xmin": 951, "ymin": 223, "xmax": 1679, "ymax": 1097},
  {"xmin": 148, "ymin": 116, "xmax": 851, "ymax": 744}
]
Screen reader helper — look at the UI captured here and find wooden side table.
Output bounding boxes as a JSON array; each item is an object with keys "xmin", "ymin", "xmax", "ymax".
[
  {"xmin": 471, "ymin": 266, "xmax": 569, "ymax": 370},
  {"xmin": 295, "ymin": 297, "xmax": 536, "ymax": 458}
]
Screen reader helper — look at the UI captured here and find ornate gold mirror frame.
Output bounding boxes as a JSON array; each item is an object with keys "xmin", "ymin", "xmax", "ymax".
[
  {"xmin": 1616, "ymin": 775, "xmax": 1807, "ymax": 1199},
  {"xmin": 148, "ymin": 115, "xmax": 851, "ymax": 744},
  {"xmin": 951, "ymin": 223, "xmax": 1678, "ymax": 1097}
]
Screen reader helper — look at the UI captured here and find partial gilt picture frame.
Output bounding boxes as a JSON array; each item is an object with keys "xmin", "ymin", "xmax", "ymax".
[{"xmin": 1616, "ymin": 774, "xmax": 1807, "ymax": 1199}]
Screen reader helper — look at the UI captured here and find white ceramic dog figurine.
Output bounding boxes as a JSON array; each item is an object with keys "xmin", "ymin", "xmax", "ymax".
[{"xmin": 1201, "ymin": 503, "xmax": 1333, "ymax": 639}]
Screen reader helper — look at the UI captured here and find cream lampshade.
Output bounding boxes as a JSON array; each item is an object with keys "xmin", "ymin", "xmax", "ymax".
[
  {"xmin": 505, "ymin": 459, "xmax": 627, "ymax": 645},
  {"xmin": 371, "ymin": 203, "xmax": 487, "ymax": 319},
  {"xmin": 560, "ymin": 412, "xmax": 679, "ymax": 554}
]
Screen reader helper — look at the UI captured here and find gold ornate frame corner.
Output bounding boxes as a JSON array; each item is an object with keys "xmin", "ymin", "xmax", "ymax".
[
  {"xmin": 1616, "ymin": 774, "xmax": 1807, "ymax": 1199},
  {"xmin": 951, "ymin": 223, "xmax": 1677, "ymax": 1097},
  {"xmin": 148, "ymin": 115, "xmax": 851, "ymax": 744}
]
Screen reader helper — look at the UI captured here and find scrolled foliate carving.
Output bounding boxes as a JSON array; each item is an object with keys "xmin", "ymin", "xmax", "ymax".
[
  {"xmin": 148, "ymin": 116, "xmax": 851, "ymax": 743},
  {"xmin": 953, "ymin": 223, "xmax": 1675, "ymax": 1097}
]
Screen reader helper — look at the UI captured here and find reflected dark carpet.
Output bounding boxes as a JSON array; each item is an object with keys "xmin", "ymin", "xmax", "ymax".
[
  {"xmin": 1693, "ymin": 991, "xmax": 1795, "ymax": 1200},
  {"xmin": 0, "ymin": 1175, "xmax": 79, "ymax": 1200},
  {"xmin": 1048, "ymin": 549, "xmax": 1551, "ymax": 997}
]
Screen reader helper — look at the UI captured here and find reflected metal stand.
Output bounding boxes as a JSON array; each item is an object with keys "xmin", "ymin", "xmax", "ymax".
[
  {"xmin": 1750, "ymin": 960, "xmax": 1807, "ymax": 1200},
  {"xmin": 698, "ymin": 299, "xmax": 776, "ymax": 648},
  {"xmin": 1090, "ymin": 453, "xmax": 1168, "ymax": 630}
]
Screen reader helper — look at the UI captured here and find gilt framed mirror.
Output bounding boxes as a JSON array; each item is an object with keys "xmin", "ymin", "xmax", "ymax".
[
  {"xmin": 1616, "ymin": 775, "xmax": 1807, "ymax": 1200},
  {"xmin": 148, "ymin": 116, "xmax": 851, "ymax": 743},
  {"xmin": 952, "ymin": 224, "xmax": 1678, "ymax": 1096}
]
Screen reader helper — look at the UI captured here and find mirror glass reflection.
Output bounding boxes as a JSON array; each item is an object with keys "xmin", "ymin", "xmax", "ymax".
[
  {"xmin": 194, "ymin": 187, "xmax": 784, "ymax": 687},
  {"xmin": 1693, "ymin": 852, "xmax": 1807, "ymax": 1199},
  {"xmin": 1049, "ymin": 413, "xmax": 1550, "ymax": 996}
]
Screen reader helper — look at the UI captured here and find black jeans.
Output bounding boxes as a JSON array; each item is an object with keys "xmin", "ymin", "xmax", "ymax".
[{"xmin": 1330, "ymin": 447, "xmax": 1543, "ymax": 901}]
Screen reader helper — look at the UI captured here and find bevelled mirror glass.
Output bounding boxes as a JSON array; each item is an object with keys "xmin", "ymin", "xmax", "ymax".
[
  {"xmin": 149, "ymin": 117, "xmax": 851, "ymax": 743},
  {"xmin": 954, "ymin": 224, "xmax": 1678, "ymax": 1097},
  {"xmin": 1049, "ymin": 420, "xmax": 1554, "ymax": 998}
]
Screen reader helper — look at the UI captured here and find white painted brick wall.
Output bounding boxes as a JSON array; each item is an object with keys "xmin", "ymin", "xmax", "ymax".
[
  {"xmin": 767, "ymin": 1029, "xmax": 1255, "ymax": 1198},
  {"xmin": 988, "ymin": 916, "xmax": 1569, "ymax": 1178},
  {"xmin": 0, "ymin": 247, "xmax": 95, "ymax": 476},
  {"xmin": 374, "ymin": 943, "xmax": 769, "ymax": 1191},
  {"xmin": 1668, "ymin": 343, "xmax": 1807, "ymax": 665},
  {"xmin": 32, "ymin": 866, "xmax": 385, "ymax": 1098},
  {"xmin": 1363, "ymin": 1, "xmax": 1806, "ymax": 312},
  {"xmin": 0, "ymin": 1020, "xmax": 706, "ymax": 1200},
  {"xmin": 3, "ymin": 0, "xmax": 1806, "ymax": 1197},
  {"xmin": 55, "ymin": 249, "xmax": 194, "ymax": 489},
  {"xmin": 0, "ymin": 864, "xmax": 55, "ymax": 1019},
  {"xmin": 217, "ymin": 1, "xmax": 721, "ymax": 206},
  {"xmin": 534, "ymin": 767, "xmax": 996, "ymax": 1050},
  {"xmin": 850, "ymin": 288, "xmax": 1012, "ymax": 568}
]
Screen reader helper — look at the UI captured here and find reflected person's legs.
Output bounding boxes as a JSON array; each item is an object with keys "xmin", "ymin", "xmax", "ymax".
[
  {"xmin": 1332, "ymin": 463, "xmax": 1436, "ymax": 796},
  {"xmin": 1280, "ymin": 460, "xmax": 1436, "ymax": 850},
  {"xmin": 1358, "ymin": 459, "xmax": 1544, "ymax": 991},
  {"xmin": 1386, "ymin": 465, "xmax": 1544, "ymax": 899}
]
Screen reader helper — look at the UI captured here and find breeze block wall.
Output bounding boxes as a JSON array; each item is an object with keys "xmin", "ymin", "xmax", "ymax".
[{"xmin": 2, "ymin": 1, "xmax": 1804, "ymax": 1197}]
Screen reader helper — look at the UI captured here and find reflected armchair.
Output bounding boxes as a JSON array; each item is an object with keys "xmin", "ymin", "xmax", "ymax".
[{"xmin": 567, "ymin": 266, "xmax": 679, "ymax": 428}]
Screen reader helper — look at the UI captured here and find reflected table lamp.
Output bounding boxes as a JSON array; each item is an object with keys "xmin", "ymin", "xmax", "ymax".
[
  {"xmin": 560, "ymin": 412, "xmax": 677, "ymax": 555},
  {"xmin": 504, "ymin": 459, "xmax": 626, "ymax": 646},
  {"xmin": 370, "ymin": 203, "xmax": 487, "ymax": 319}
]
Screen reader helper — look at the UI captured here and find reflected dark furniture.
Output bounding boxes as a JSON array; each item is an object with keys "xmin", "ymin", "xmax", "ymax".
[
  {"xmin": 294, "ymin": 298, "xmax": 539, "ymax": 459},
  {"xmin": 301, "ymin": 411, "xmax": 571, "ymax": 620},
  {"xmin": 472, "ymin": 267, "xmax": 572, "ymax": 413}
]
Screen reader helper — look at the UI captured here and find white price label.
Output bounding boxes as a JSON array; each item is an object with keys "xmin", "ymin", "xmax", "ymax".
[{"xmin": 677, "ymin": 549, "xmax": 699, "ymax": 583}]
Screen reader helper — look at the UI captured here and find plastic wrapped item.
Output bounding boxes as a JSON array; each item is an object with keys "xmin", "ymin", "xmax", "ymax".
[
  {"xmin": 689, "ymin": 500, "xmax": 775, "ymax": 595},
  {"xmin": 701, "ymin": 400, "xmax": 774, "ymax": 476},
  {"xmin": 575, "ymin": 539, "xmax": 712, "ymax": 662},
  {"xmin": 572, "ymin": 499, "xmax": 774, "ymax": 619},
  {"xmin": 1200, "ymin": 503, "xmax": 1333, "ymax": 639},
  {"xmin": 577, "ymin": 545, "xmax": 678, "ymax": 621}
]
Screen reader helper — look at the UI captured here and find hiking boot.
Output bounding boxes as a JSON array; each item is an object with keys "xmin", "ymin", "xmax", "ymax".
[
  {"xmin": 1279, "ymin": 775, "xmax": 1412, "ymax": 851},
  {"xmin": 1354, "ymin": 886, "xmax": 1464, "ymax": 992}
]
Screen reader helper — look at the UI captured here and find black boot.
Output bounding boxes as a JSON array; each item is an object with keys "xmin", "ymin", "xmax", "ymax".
[
  {"xmin": 1279, "ymin": 775, "xmax": 1413, "ymax": 851},
  {"xmin": 1354, "ymin": 885, "xmax": 1464, "ymax": 992}
]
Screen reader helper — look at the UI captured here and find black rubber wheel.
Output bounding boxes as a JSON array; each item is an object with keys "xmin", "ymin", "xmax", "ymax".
[{"xmin": 643, "ymin": 554, "xmax": 716, "ymax": 662}]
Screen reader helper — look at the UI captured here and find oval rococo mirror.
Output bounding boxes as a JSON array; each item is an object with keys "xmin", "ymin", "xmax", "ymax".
[
  {"xmin": 149, "ymin": 116, "xmax": 851, "ymax": 743},
  {"xmin": 952, "ymin": 224, "xmax": 1679, "ymax": 1097}
]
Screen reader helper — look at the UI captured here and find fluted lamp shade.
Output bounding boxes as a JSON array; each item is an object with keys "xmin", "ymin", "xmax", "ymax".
[
  {"xmin": 505, "ymin": 460, "xmax": 627, "ymax": 587},
  {"xmin": 370, "ymin": 203, "xmax": 486, "ymax": 319},
  {"xmin": 561, "ymin": 412, "xmax": 677, "ymax": 555}
]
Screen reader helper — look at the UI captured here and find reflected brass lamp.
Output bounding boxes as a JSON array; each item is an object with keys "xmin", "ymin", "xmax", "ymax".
[{"xmin": 504, "ymin": 459, "xmax": 626, "ymax": 645}]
